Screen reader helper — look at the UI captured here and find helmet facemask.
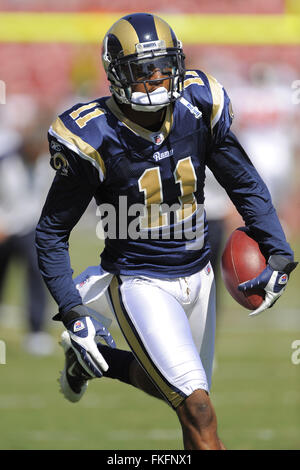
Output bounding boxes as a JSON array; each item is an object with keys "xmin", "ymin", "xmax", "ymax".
[{"xmin": 103, "ymin": 38, "xmax": 185, "ymax": 112}]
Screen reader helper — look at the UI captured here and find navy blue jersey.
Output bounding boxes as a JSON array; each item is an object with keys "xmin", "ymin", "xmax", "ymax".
[{"xmin": 36, "ymin": 70, "xmax": 294, "ymax": 314}]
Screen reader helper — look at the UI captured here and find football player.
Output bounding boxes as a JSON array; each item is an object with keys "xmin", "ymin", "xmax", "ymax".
[{"xmin": 36, "ymin": 13, "xmax": 297, "ymax": 450}]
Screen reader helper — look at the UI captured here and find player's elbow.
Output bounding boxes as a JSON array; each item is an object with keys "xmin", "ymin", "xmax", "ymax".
[{"xmin": 35, "ymin": 222, "xmax": 47, "ymax": 253}]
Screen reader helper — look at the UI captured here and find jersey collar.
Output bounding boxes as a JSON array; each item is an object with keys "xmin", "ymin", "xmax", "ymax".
[{"xmin": 106, "ymin": 97, "xmax": 173, "ymax": 145}]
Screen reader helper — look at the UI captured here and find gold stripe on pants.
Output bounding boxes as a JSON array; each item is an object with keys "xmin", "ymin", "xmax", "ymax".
[{"xmin": 108, "ymin": 276, "xmax": 186, "ymax": 409}]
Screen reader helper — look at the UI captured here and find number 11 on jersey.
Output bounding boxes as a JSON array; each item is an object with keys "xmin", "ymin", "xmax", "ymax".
[{"xmin": 138, "ymin": 157, "xmax": 197, "ymax": 229}]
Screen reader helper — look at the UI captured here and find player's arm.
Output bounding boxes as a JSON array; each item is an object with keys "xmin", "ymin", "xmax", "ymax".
[
  {"xmin": 207, "ymin": 130, "xmax": 293, "ymax": 258},
  {"xmin": 203, "ymin": 77, "xmax": 297, "ymax": 314},
  {"xmin": 206, "ymin": 130, "xmax": 298, "ymax": 314},
  {"xmin": 36, "ymin": 137, "xmax": 115, "ymax": 375},
  {"xmin": 36, "ymin": 170, "xmax": 93, "ymax": 313}
]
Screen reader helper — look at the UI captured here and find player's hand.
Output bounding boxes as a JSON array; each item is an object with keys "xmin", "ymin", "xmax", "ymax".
[
  {"xmin": 63, "ymin": 305, "xmax": 116, "ymax": 377},
  {"xmin": 238, "ymin": 255, "xmax": 298, "ymax": 317}
]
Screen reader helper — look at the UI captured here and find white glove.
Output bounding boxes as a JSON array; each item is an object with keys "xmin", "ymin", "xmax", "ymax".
[
  {"xmin": 63, "ymin": 306, "xmax": 116, "ymax": 377},
  {"xmin": 238, "ymin": 255, "xmax": 298, "ymax": 317}
]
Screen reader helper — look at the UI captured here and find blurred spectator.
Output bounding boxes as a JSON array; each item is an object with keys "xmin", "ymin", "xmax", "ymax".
[
  {"xmin": 230, "ymin": 62, "xmax": 297, "ymax": 218},
  {"xmin": 0, "ymin": 95, "xmax": 54, "ymax": 355}
]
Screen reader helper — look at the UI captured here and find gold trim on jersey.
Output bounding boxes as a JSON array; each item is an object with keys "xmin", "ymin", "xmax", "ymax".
[
  {"xmin": 106, "ymin": 97, "xmax": 173, "ymax": 144},
  {"xmin": 205, "ymin": 73, "xmax": 224, "ymax": 131},
  {"xmin": 185, "ymin": 70, "xmax": 200, "ymax": 77},
  {"xmin": 153, "ymin": 16, "xmax": 174, "ymax": 48},
  {"xmin": 183, "ymin": 71, "xmax": 204, "ymax": 88},
  {"xmin": 109, "ymin": 276, "xmax": 185, "ymax": 409},
  {"xmin": 50, "ymin": 117, "xmax": 106, "ymax": 181},
  {"xmin": 108, "ymin": 19, "xmax": 140, "ymax": 56},
  {"xmin": 106, "ymin": 97, "xmax": 173, "ymax": 143},
  {"xmin": 75, "ymin": 108, "xmax": 105, "ymax": 129},
  {"xmin": 69, "ymin": 102, "xmax": 99, "ymax": 120},
  {"xmin": 184, "ymin": 77, "xmax": 205, "ymax": 88}
]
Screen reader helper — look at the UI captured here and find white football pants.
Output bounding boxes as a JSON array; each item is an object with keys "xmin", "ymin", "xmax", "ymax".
[{"xmin": 74, "ymin": 262, "xmax": 216, "ymax": 409}]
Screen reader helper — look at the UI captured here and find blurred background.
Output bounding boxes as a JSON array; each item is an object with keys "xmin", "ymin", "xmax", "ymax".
[{"xmin": 0, "ymin": 0, "xmax": 299, "ymax": 450}]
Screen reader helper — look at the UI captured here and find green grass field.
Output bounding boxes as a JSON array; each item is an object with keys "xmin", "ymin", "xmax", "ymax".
[{"xmin": 0, "ymin": 217, "xmax": 299, "ymax": 450}]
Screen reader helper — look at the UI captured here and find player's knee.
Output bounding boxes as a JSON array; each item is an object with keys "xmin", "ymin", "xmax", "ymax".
[{"xmin": 177, "ymin": 389, "xmax": 216, "ymax": 430}]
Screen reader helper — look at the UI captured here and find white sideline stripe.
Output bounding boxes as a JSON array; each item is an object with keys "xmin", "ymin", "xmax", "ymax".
[
  {"xmin": 0, "ymin": 395, "xmax": 45, "ymax": 409},
  {"xmin": 80, "ymin": 393, "xmax": 120, "ymax": 409},
  {"xmin": 257, "ymin": 429, "xmax": 275, "ymax": 441},
  {"xmin": 213, "ymin": 391, "xmax": 300, "ymax": 406},
  {"xmin": 108, "ymin": 429, "xmax": 181, "ymax": 441},
  {"xmin": 29, "ymin": 431, "xmax": 81, "ymax": 442}
]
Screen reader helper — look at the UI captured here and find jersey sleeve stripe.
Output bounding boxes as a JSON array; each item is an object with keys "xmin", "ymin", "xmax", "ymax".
[
  {"xmin": 185, "ymin": 70, "xmax": 201, "ymax": 77},
  {"xmin": 69, "ymin": 102, "xmax": 99, "ymax": 120},
  {"xmin": 205, "ymin": 73, "xmax": 225, "ymax": 131},
  {"xmin": 49, "ymin": 117, "xmax": 106, "ymax": 181},
  {"xmin": 184, "ymin": 77, "xmax": 205, "ymax": 88}
]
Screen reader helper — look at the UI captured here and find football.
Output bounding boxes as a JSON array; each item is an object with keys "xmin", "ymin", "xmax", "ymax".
[{"xmin": 221, "ymin": 227, "xmax": 266, "ymax": 310}]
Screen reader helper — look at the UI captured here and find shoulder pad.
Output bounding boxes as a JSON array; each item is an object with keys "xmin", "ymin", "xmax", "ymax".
[
  {"xmin": 48, "ymin": 100, "xmax": 107, "ymax": 182},
  {"xmin": 184, "ymin": 70, "xmax": 233, "ymax": 141},
  {"xmin": 184, "ymin": 70, "xmax": 225, "ymax": 130}
]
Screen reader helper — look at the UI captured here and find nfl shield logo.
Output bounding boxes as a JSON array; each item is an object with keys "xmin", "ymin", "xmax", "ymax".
[
  {"xmin": 279, "ymin": 274, "xmax": 288, "ymax": 285},
  {"xmin": 74, "ymin": 320, "xmax": 85, "ymax": 332},
  {"xmin": 151, "ymin": 133, "xmax": 164, "ymax": 145},
  {"xmin": 205, "ymin": 263, "xmax": 211, "ymax": 275}
]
